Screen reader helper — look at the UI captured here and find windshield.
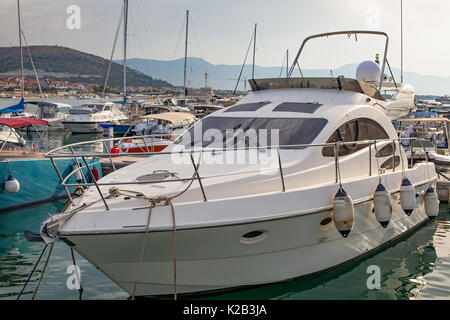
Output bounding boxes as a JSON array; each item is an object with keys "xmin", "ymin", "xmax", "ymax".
[{"xmin": 176, "ymin": 116, "xmax": 328, "ymax": 149}]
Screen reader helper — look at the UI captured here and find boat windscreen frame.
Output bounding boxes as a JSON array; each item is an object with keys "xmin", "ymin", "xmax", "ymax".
[{"xmin": 288, "ymin": 30, "xmax": 389, "ymax": 91}]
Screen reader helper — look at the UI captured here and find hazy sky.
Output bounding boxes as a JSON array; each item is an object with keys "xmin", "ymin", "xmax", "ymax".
[{"xmin": 1, "ymin": 0, "xmax": 449, "ymax": 78}]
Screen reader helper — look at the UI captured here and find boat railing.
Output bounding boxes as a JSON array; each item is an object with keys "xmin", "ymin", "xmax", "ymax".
[{"xmin": 45, "ymin": 136, "xmax": 423, "ymax": 210}]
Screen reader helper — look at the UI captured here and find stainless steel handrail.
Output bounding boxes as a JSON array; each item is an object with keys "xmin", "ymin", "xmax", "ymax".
[{"xmin": 48, "ymin": 136, "xmax": 422, "ymax": 210}]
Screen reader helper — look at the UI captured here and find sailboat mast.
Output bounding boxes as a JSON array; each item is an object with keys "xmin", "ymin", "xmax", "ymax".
[
  {"xmin": 123, "ymin": 0, "xmax": 128, "ymax": 103},
  {"xmin": 252, "ymin": 23, "xmax": 256, "ymax": 79},
  {"xmin": 17, "ymin": 0, "xmax": 24, "ymax": 99},
  {"xmin": 400, "ymin": 0, "xmax": 403, "ymax": 83},
  {"xmin": 183, "ymin": 10, "xmax": 189, "ymax": 96}
]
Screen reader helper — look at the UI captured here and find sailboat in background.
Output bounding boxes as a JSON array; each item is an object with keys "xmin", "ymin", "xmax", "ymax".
[{"xmin": 0, "ymin": 0, "xmax": 25, "ymax": 117}]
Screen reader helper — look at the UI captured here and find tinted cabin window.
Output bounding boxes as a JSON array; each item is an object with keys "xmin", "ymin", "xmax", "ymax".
[
  {"xmin": 376, "ymin": 143, "xmax": 395, "ymax": 157},
  {"xmin": 224, "ymin": 102, "xmax": 270, "ymax": 113},
  {"xmin": 176, "ymin": 116, "xmax": 328, "ymax": 148},
  {"xmin": 322, "ymin": 118, "xmax": 389, "ymax": 157},
  {"xmin": 273, "ymin": 102, "xmax": 322, "ymax": 114},
  {"xmin": 381, "ymin": 156, "xmax": 400, "ymax": 169}
]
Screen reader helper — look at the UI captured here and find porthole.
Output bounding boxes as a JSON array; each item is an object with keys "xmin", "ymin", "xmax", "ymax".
[
  {"xmin": 319, "ymin": 214, "xmax": 334, "ymax": 231},
  {"xmin": 320, "ymin": 217, "xmax": 332, "ymax": 226},
  {"xmin": 240, "ymin": 230, "xmax": 268, "ymax": 244}
]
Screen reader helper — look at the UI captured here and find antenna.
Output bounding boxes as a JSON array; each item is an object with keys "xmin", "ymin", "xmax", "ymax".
[
  {"xmin": 204, "ymin": 71, "xmax": 208, "ymax": 88},
  {"xmin": 400, "ymin": 0, "xmax": 403, "ymax": 83},
  {"xmin": 286, "ymin": 49, "xmax": 288, "ymax": 77},
  {"xmin": 123, "ymin": 0, "xmax": 128, "ymax": 103},
  {"xmin": 184, "ymin": 10, "xmax": 189, "ymax": 96},
  {"xmin": 252, "ymin": 23, "xmax": 256, "ymax": 79},
  {"xmin": 17, "ymin": 0, "xmax": 24, "ymax": 99}
]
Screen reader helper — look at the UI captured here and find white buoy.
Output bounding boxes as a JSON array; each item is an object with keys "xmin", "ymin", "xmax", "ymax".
[
  {"xmin": 373, "ymin": 183, "xmax": 392, "ymax": 228},
  {"xmin": 424, "ymin": 187, "xmax": 440, "ymax": 218},
  {"xmin": 400, "ymin": 177, "xmax": 415, "ymax": 216},
  {"xmin": 4, "ymin": 174, "xmax": 20, "ymax": 193},
  {"xmin": 333, "ymin": 188, "xmax": 354, "ymax": 238},
  {"xmin": 72, "ymin": 162, "xmax": 82, "ymax": 183}
]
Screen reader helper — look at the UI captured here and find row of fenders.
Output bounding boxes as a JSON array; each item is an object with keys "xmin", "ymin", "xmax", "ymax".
[{"xmin": 333, "ymin": 177, "xmax": 439, "ymax": 238}]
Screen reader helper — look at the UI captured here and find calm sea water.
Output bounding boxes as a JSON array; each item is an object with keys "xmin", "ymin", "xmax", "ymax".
[{"xmin": 1, "ymin": 98, "xmax": 449, "ymax": 300}]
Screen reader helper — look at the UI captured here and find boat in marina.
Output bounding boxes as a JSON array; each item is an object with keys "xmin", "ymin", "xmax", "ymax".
[
  {"xmin": 0, "ymin": 117, "xmax": 103, "ymax": 212},
  {"xmin": 397, "ymin": 117, "xmax": 450, "ymax": 169},
  {"xmin": 116, "ymin": 112, "xmax": 196, "ymax": 153},
  {"xmin": 62, "ymin": 102, "xmax": 127, "ymax": 134},
  {"xmin": 0, "ymin": 117, "xmax": 28, "ymax": 147},
  {"xmin": 39, "ymin": 30, "xmax": 440, "ymax": 298},
  {"xmin": 19, "ymin": 101, "xmax": 71, "ymax": 131}
]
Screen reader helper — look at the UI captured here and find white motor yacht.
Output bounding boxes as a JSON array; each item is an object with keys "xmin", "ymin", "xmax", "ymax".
[
  {"xmin": 40, "ymin": 31, "xmax": 439, "ymax": 298},
  {"xmin": 62, "ymin": 102, "xmax": 126, "ymax": 133}
]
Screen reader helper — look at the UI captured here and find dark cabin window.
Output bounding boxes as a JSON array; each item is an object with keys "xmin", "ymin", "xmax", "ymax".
[
  {"xmin": 273, "ymin": 102, "xmax": 322, "ymax": 114},
  {"xmin": 176, "ymin": 116, "xmax": 328, "ymax": 148},
  {"xmin": 381, "ymin": 156, "xmax": 400, "ymax": 169},
  {"xmin": 224, "ymin": 102, "xmax": 271, "ymax": 113},
  {"xmin": 376, "ymin": 143, "xmax": 395, "ymax": 157},
  {"xmin": 322, "ymin": 118, "xmax": 389, "ymax": 157}
]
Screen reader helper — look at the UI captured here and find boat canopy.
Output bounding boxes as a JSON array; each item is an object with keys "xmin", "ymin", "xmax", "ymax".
[
  {"xmin": 249, "ymin": 77, "xmax": 384, "ymax": 100},
  {"xmin": 0, "ymin": 98, "xmax": 25, "ymax": 113},
  {"xmin": 140, "ymin": 112, "xmax": 195, "ymax": 123},
  {"xmin": 25, "ymin": 101, "xmax": 71, "ymax": 108},
  {"xmin": 0, "ymin": 117, "xmax": 49, "ymax": 128}
]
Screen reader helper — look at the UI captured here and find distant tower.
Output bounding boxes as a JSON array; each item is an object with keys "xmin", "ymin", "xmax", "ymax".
[{"xmin": 204, "ymin": 71, "xmax": 209, "ymax": 88}]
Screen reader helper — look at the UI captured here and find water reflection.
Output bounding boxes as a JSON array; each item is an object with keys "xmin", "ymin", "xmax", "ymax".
[{"xmin": 0, "ymin": 158, "xmax": 448, "ymax": 300}]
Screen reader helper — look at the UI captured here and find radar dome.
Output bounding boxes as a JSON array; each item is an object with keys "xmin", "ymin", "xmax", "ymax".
[{"xmin": 356, "ymin": 60, "xmax": 380, "ymax": 82}]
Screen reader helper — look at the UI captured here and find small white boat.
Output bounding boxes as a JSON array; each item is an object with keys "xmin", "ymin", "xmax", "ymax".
[
  {"xmin": 0, "ymin": 124, "xmax": 26, "ymax": 146},
  {"xmin": 117, "ymin": 112, "xmax": 196, "ymax": 153},
  {"xmin": 62, "ymin": 102, "xmax": 127, "ymax": 133}
]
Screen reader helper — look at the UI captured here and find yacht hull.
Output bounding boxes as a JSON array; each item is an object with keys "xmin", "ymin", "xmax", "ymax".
[
  {"xmin": 62, "ymin": 121, "xmax": 104, "ymax": 134},
  {"xmin": 62, "ymin": 182, "xmax": 431, "ymax": 297}
]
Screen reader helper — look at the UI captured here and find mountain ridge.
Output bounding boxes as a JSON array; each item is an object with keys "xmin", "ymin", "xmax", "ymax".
[
  {"xmin": 0, "ymin": 45, "xmax": 173, "ymax": 89},
  {"xmin": 119, "ymin": 57, "xmax": 450, "ymax": 95}
]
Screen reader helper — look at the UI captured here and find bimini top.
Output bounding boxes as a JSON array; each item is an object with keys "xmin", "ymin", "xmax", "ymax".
[
  {"xmin": 249, "ymin": 77, "xmax": 384, "ymax": 101},
  {"xmin": 0, "ymin": 117, "xmax": 49, "ymax": 128},
  {"xmin": 25, "ymin": 101, "xmax": 72, "ymax": 108}
]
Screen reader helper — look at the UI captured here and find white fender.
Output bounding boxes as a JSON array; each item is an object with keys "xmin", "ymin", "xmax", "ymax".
[
  {"xmin": 400, "ymin": 177, "xmax": 415, "ymax": 216},
  {"xmin": 72, "ymin": 162, "xmax": 82, "ymax": 183},
  {"xmin": 332, "ymin": 188, "xmax": 354, "ymax": 238},
  {"xmin": 4, "ymin": 174, "xmax": 20, "ymax": 193},
  {"xmin": 424, "ymin": 187, "xmax": 440, "ymax": 218},
  {"xmin": 373, "ymin": 183, "xmax": 392, "ymax": 228}
]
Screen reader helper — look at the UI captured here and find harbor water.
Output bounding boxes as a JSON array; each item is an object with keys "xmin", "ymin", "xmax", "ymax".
[{"xmin": 0, "ymin": 99, "xmax": 449, "ymax": 300}]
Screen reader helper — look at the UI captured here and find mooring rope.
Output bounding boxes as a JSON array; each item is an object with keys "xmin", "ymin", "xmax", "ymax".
[
  {"xmin": 418, "ymin": 140, "xmax": 432, "ymax": 187},
  {"xmin": 334, "ymin": 143, "xmax": 343, "ymax": 189},
  {"xmin": 70, "ymin": 248, "xmax": 83, "ymax": 297},
  {"xmin": 131, "ymin": 197, "xmax": 177, "ymax": 300},
  {"xmin": 16, "ymin": 244, "xmax": 48, "ymax": 300},
  {"xmin": 398, "ymin": 139, "xmax": 407, "ymax": 178},
  {"xmin": 31, "ymin": 243, "xmax": 54, "ymax": 300}
]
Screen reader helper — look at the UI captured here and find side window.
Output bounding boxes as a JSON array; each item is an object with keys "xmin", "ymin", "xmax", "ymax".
[
  {"xmin": 375, "ymin": 143, "xmax": 395, "ymax": 157},
  {"xmin": 322, "ymin": 118, "xmax": 389, "ymax": 157},
  {"xmin": 103, "ymin": 105, "xmax": 111, "ymax": 111}
]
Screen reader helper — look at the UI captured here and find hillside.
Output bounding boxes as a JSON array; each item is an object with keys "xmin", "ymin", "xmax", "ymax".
[
  {"xmin": 120, "ymin": 57, "xmax": 450, "ymax": 95},
  {"xmin": 0, "ymin": 46, "xmax": 173, "ymax": 89}
]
